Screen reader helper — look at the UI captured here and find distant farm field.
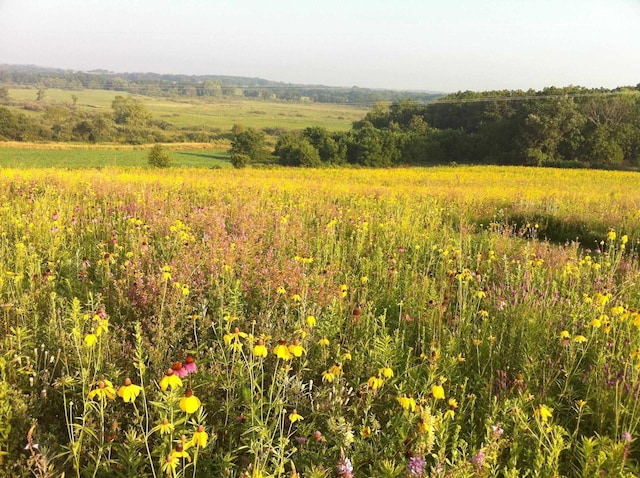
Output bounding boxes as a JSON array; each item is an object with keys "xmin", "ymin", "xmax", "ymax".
[
  {"xmin": 0, "ymin": 144, "xmax": 231, "ymax": 168},
  {"xmin": 1, "ymin": 165, "xmax": 640, "ymax": 476},
  {"xmin": 6, "ymin": 87, "xmax": 368, "ymax": 131}
]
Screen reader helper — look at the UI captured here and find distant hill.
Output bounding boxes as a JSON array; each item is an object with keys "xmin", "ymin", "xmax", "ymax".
[{"xmin": 0, "ymin": 64, "xmax": 445, "ymax": 105}]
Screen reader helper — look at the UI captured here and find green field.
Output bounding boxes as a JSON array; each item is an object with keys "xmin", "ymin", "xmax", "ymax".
[
  {"xmin": 7, "ymin": 87, "xmax": 368, "ymax": 131},
  {"xmin": 0, "ymin": 146, "xmax": 231, "ymax": 168}
]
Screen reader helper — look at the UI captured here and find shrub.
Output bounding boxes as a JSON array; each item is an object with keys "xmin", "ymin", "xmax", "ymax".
[{"xmin": 147, "ymin": 144, "xmax": 172, "ymax": 168}]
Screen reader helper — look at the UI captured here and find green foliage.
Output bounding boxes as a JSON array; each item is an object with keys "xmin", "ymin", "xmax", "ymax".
[
  {"xmin": 303, "ymin": 126, "xmax": 347, "ymax": 164},
  {"xmin": 274, "ymin": 132, "xmax": 321, "ymax": 167},
  {"xmin": 230, "ymin": 126, "xmax": 272, "ymax": 167},
  {"xmin": 147, "ymin": 144, "xmax": 173, "ymax": 168}
]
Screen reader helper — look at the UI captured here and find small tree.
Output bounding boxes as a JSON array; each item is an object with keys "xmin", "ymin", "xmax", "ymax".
[{"xmin": 148, "ymin": 144, "xmax": 172, "ymax": 168}]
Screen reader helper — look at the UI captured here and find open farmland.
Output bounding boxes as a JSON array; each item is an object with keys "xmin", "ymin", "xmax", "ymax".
[
  {"xmin": 6, "ymin": 88, "xmax": 368, "ymax": 132},
  {"xmin": 1, "ymin": 166, "xmax": 640, "ymax": 476}
]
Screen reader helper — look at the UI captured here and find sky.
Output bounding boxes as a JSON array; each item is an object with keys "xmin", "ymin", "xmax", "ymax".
[{"xmin": 0, "ymin": 0, "xmax": 639, "ymax": 92}]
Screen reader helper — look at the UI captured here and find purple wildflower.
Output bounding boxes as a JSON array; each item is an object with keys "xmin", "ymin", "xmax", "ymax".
[
  {"xmin": 470, "ymin": 452, "xmax": 486, "ymax": 468},
  {"xmin": 172, "ymin": 362, "xmax": 188, "ymax": 378},
  {"xmin": 183, "ymin": 356, "xmax": 197, "ymax": 374},
  {"xmin": 336, "ymin": 456, "xmax": 353, "ymax": 478},
  {"xmin": 407, "ymin": 456, "xmax": 427, "ymax": 477}
]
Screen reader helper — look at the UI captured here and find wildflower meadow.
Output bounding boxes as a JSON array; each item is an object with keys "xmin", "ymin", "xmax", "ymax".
[{"xmin": 1, "ymin": 165, "xmax": 640, "ymax": 477}]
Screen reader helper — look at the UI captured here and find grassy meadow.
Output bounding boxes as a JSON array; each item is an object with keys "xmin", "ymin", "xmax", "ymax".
[
  {"xmin": 1, "ymin": 165, "xmax": 640, "ymax": 477},
  {"xmin": 0, "ymin": 144, "xmax": 231, "ymax": 169},
  {"xmin": 6, "ymin": 88, "xmax": 368, "ymax": 132}
]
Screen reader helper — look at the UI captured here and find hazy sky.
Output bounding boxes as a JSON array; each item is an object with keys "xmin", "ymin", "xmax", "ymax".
[{"xmin": 1, "ymin": 0, "xmax": 639, "ymax": 92}]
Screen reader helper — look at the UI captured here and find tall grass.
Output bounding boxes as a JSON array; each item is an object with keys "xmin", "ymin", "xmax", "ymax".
[{"xmin": 0, "ymin": 166, "xmax": 639, "ymax": 477}]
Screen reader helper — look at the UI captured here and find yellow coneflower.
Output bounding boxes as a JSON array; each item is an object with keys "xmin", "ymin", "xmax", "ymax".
[
  {"xmin": 190, "ymin": 425, "xmax": 209, "ymax": 448},
  {"xmin": 159, "ymin": 368, "xmax": 183, "ymax": 391},
  {"xmin": 289, "ymin": 409, "xmax": 304, "ymax": 423},
  {"xmin": 253, "ymin": 339, "xmax": 268, "ymax": 358},
  {"xmin": 379, "ymin": 367, "xmax": 394, "ymax": 379},
  {"xmin": 117, "ymin": 378, "xmax": 143, "ymax": 403},
  {"xmin": 431, "ymin": 383, "xmax": 445, "ymax": 400},
  {"xmin": 179, "ymin": 389, "xmax": 202, "ymax": 414},
  {"xmin": 288, "ymin": 340, "xmax": 305, "ymax": 357},
  {"xmin": 367, "ymin": 376, "xmax": 384, "ymax": 390},
  {"xmin": 152, "ymin": 418, "xmax": 174, "ymax": 435},
  {"xmin": 273, "ymin": 339, "xmax": 292, "ymax": 360},
  {"xmin": 84, "ymin": 333, "xmax": 98, "ymax": 347},
  {"xmin": 88, "ymin": 379, "xmax": 116, "ymax": 401},
  {"xmin": 397, "ymin": 395, "xmax": 416, "ymax": 412}
]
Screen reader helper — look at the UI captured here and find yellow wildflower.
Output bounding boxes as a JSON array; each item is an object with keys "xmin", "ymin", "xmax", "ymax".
[
  {"xmin": 536, "ymin": 404, "xmax": 553, "ymax": 422},
  {"xmin": 160, "ymin": 368, "xmax": 183, "ymax": 391},
  {"xmin": 162, "ymin": 454, "xmax": 179, "ymax": 474},
  {"xmin": 190, "ymin": 425, "xmax": 208, "ymax": 448},
  {"xmin": 318, "ymin": 337, "xmax": 330, "ymax": 347},
  {"xmin": 224, "ymin": 327, "xmax": 248, "ymax": 346},
  {"xmin": 118, "ymin": 378, "xmax": 143, "ymax": 403},
  {"xmin": 152, "ymin": 418, "xmax": 174, "ymax": 435},
  {"xmin": 170, "ymin": 444, "xmax": 191, "ymax": 461},
  {"xmin": 253, "ymin": 339, "xmax": 268, "ymax": 358},
  {"xmin": 397, "ymin": 395, "xmax": 417, "ymax": 412},
  {"xmin": 367, "ymin": 376, "xmax": 384, "ymax": 390},
  {"xmin": 88, "ymin": 379, "xmax": 116, "ymax": 401},
  {"xmin": 574, "ymin": 335, "xmax": 587, "ymax": 344},
  {"xmin": 322, "ymin": 370, "xmax": 336, "ymax": 383},
  {"xmin": 95, "ymin": 318, "xmax": 109, "ymax": 336},
  {"xmin": 84, "ymin": 333, "xmax": 98, "ymax": 347},
  {"xmin": 379, "ymin": 367, "xmax": 394, "ymax": 379},
  {"xmin": 306, "ymin": 315, "xmax": 317, "ymax": 327},
  {"xmin": 273, "ymin": 340, "xmax": 292, "ymax": 360},
  {"xmin": 289, "ymin": 409, "xmax": 304, "ymax": 423},
  {"xmin": 431, "ymin": 383, "xmax": 445, "ymax": 400},
  {"xmin": 288, "ymin": 340, "xmax": 305, "ymax": 357},
  {"xmin": 179, "ymin": 389, "xmax": 201, "ymax": 414}
]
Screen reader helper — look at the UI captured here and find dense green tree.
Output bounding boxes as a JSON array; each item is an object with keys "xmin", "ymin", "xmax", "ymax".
[
  {"xmin": 347, "ymin": 121, "xmax": 400, "ymax": 167},
  {"xmin": 111, "ymin": 96, "xmax": 150, "ymax": 126},
  {"xmin": 274, "ymin": 132, "xmax": 321, "ymax": 167},
  {"xmin": 111, "ymin": 96, "xmax": 152, "ymax": 143},
  {"xmin": 230, "ymin": 127, "xmax": 272, "ymax": 167},
  {"xmin": 521, "ymin": 97, "xmax": 586, "ymax": 165},
  {"xmin": 302, "ymin": 126, "xmax": 347, "ymax": 164}
]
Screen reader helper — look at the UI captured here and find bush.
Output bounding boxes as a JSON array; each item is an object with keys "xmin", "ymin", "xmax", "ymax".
[{"xmin": 147, "ymin": 144, "xmax": 172, "ymax": 168}]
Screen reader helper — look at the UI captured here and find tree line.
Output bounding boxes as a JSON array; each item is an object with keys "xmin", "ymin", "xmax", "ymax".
[
  {"xmin": 231, "ymin": 85, "xmax": 640, "ymax": 169},
  {"xmin": 0, "ymin": 93, "xmax": 224, "ymax": 144},
  {"xmin": 0, "ymin": 65, "xmax": 441, "ymax": 105}
]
